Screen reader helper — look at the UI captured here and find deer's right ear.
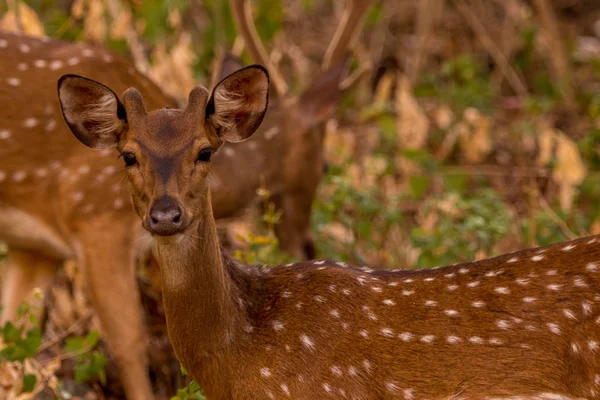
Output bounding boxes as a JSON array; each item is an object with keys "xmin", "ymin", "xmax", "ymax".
[{"xmin": 58, "ymin": 74, "xmax": 127, "ymax": 149}]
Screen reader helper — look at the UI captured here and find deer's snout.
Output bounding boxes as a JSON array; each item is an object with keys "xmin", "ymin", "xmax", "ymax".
[{"xmin": 148, "ymin": 195, "xmax": 185, "ymax": 236}]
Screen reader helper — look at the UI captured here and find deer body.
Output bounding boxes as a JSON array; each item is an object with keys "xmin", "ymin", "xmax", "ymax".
[
  {"xmin": 156, "ymin": 209, "xmax": 600, "ymax": 400},
  {"xmin": 58, "ymin": 63, "xmax": 600, "ymax": 399}
]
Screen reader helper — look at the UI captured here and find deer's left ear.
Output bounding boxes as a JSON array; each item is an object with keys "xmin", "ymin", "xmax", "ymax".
[{"xmin": 206, "ymin": 65, "xmax": 269, "ymax": 143}]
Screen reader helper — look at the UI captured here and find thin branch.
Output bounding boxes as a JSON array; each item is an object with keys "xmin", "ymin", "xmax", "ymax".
[
  {"xmin": 455, "ymin": 0, "xmax": 529, "ymax": 97},
  {"xmin": 532, "ymin": 0, "xmax": 576, "ymax": 110}
]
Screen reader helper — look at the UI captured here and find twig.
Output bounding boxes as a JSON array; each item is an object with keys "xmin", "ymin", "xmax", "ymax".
[
  {"xmin": 409, "ymin": 0, "xmax": 444, "ymax": 84},
  {"xmin": 455, "ymin": 0, "xmax": 528, "ymax": 97},
  {"xmin": 531, "ymin": 0, "xmax": 576, "ymax": 111},
  {"xmin": 38, "ymin": 311, "xmax": 94, "ymax": 353},
  {"xmin": 533, "ymin": 186, "xmax": 578, "ymax": 240}
]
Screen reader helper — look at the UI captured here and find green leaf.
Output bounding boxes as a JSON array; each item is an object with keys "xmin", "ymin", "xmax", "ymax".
[
  {"xmin": 22, "ymin": 374, "xmax": 37, "ymax": 393},
  {"xmin": 84, "ymin": 330, "xmax": 99, "ymax": 348},
  {"xmin": 2, "ymin": 321, "xmax": 20, "ymax": 343},
  {"xmin": 408, "ymin": 175, "xmax": 430, "ymax": 199}
]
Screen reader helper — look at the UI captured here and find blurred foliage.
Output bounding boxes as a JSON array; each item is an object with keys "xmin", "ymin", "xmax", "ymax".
[{"xmin": 2, "ymin": 0, "xmax": 600, "ymax": 397}]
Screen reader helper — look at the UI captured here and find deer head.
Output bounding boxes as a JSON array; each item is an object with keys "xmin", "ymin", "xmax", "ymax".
[{"xmin": 58, "ymin": 67, "xmax": 269, "ymax": 238}]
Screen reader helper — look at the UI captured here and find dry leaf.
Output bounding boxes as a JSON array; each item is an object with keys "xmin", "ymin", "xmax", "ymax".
[
  {"xmin": 110, "ymin": 7, "xmax": 133, "ymax": 40},
  {"xmin": 552, "ymin": 131, "xmax": 587, "ymax": 211},
  {"xmin": 537, "ymin": 121, "xmax": 555, "ymax": 166},
  {"xmin": 83, "ymin": 1, "xmax": 107, "ymax": 42},
  {"xmin": 373, "ymin": 71, "xmax": 395, "ymax": 106},
  {"xmin": 322, "ymin": 222, "xmax": 354, "ymax": 244},
  {"xmin": 0, "ymin": 3, "xmax": 45, "ymax": 37},
  {"xmin": 148, "ymin": 33, "xmax": 196, "ymax": 103},
  {"xmin": 395, "ymin": 74, "xmax": 429, "ymax": 175},
  {"xmin": 458, "ymin": 107, "xmax": 492, "ymax": 163},
  {"xmin": 433, "ymin": 104, "xmax": 454, "ymax": 130}
]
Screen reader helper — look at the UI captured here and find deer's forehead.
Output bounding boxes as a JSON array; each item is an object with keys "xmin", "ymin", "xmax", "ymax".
[{"xmin": 131, "ymin": 109, "xmax": 202, "ymax": 146}]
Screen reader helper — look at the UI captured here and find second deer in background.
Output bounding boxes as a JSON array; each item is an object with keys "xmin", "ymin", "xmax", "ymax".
[{"xmin": 0, "ymin": 0, "xmax": 371, "ymax": 398}]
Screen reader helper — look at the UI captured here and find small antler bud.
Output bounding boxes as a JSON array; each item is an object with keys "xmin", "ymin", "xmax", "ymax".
[
  {"xmin": 122, "ymin": 88, "xmax": 147, "ymax": 121},
  {"xmin": 185, "ymin": 86, "xmax": 210, "ymax": 119}
]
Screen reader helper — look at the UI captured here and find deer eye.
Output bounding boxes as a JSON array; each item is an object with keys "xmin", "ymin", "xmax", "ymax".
[
  {"xmin": 197, "ymin": 147, "xmax": 214, "ymax": 163},
  {"xmin": 122, "ymin": 152, "xmax": 137, "ymax": 167}
]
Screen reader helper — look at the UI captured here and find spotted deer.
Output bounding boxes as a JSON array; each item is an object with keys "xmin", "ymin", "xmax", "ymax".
[
  {"xmin": 59, "ymin": 61, "xmax": 600, "ymax": 399},
  {"xmin": 0, "ymin": 3, "xmax": 365, "ymax": 396}
]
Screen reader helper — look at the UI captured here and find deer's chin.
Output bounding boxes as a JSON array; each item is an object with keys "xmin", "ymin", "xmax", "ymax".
[{"xmin": 153, "ymin": 233, "xmax": 185, "ymax": 246}]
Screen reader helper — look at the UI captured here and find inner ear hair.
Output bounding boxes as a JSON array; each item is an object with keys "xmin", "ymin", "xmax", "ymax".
[{"xmin": 81, "ymin": 92, "xmax": 127, "ymax": 138}]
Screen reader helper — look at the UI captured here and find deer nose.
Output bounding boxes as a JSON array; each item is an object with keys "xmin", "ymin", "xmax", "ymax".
[{"xmin": 148, "ymin": 195, "xmax": 184, "ymax": 236}]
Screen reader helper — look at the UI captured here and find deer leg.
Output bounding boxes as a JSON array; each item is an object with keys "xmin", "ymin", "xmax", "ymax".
[
  {"xmin": 75, "ymin": 219, "xmax": 154, "ymax": 400},
  {"xmin": 0, "ymin": 249, "xmax": 60, "ymax": 325},
  {"xmin": 273, "ymin": 192, "xmax": 316, "ymax": 260}
]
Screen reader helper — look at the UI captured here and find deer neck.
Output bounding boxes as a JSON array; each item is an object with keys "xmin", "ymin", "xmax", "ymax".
[{"xmin": 153, "ymin": 192, "xmax": 244, "ymax": 375}]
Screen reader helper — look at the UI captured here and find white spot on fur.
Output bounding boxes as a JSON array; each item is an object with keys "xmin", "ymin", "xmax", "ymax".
[
  {"xmin": 563, "ymin": 309, "xmax": 576, "ymax": 320},
  {"xmin": 19, "ymin": 43, "xmax": 30, "ymax": 53},
  {"xmin": 0, "ymin": 129, "xmax": 11, "ymax": 139},
  {"xmin": 547, "ymin": 284, "xmax": 562, "ymax": 291},
  {"xmin": 399, "ymin": 332, "xmax": 413, "ymax": 342},
  {"xmin": 424, "ymin": 277, "xmax": 436, "ymax": 282},
  {"xmin": 260, "ymin": 367, "xmax": 271, "ymax": 377},
  {"xmin": 386, "ymin": 382, "xmax": 400, "ymax": 392},
  {"xmin": 12, "ymin": 171, "xmax": 26, "ymax": 182},
  {"xmin": 264, "ymin": 126, "xmax": 280, "ymax": 140},
  {"xmin": 7, "ymin": 77, "xmax": 20, "ymax": 86},
  {"xmin": 425, "ymin": 300, "xmax": 438, "ymax": 306},
  {"xmin": 300, "ymin": 334, "xmax": 315, "ymax": 350},
  {"xmin": 516, "ymin": 278, "xmax": 529, "ymax": 286},
  {"xmin": 402, "ymin": 290, "xmax": 415, "ymax": 296},
  {"xmin": 571, "ymin": 342, "xmax": 580, "ymax": 353},
  {"xmin": 587, "ymin": 262, "xmax": 598, "ymax": 272},
  {"xmin": 273, "ymin": 320, "xmax": 284, "ymax": 331},
  {"xmin": 447, "ymin": 284, "xmax": 458, "ymax": 291},
  {"xmin": 523, "ymin": 297, "xmax": 537, "ymax": 303},
  {"xmin": 313, "ymin": 295, "xmax": 325, "ymax": 303},
  {"xmin": 49, "ymin": 60, "xmax": 63, "ymax": 70},
  {"xmin": 589, "ymin": 341, "xmax": 599, "ymax": 352},
  {"xmin": 489, "ymin": 337, "xmax": 503, "ymax": 345},
  {"xmin": 383, "ymin": 299, "xmax": 395, "ymax": 306},
  {"xmin": 562, "ymin": 244, "xmax": 576, "ymax": 251},
  {"xmin": 472, "ymin": 301, "xmax": 485, "ymax": 308},
  {"xmin": 331, "ymin": 365, "xmax": 342, "ymax": 377},
  {"xmin": 574, "ymin": 276, "xmax": 588, "ymax": 287},
  {"xmin": 546, "ymin": 270, "xmax": 557, "ymax": 276},
  {"xmin": 547, "ymin": 323, "xmax": 561, "ymax": 335},
  {"xmin": 348, "ymin": 366, "xmax": 358, "ymax": 376},
  {"xmin": 467, "ymin": 281, "xmax": 480, "ymax": 288},
  {"xmin": 469, "ymin": 336, "xmax": 484, "ymax": 344},
  {"xmin": 420, "ymin": 335, "xmax": 435, "ymax": 343},
  {"xmin": 583, "ymin": 301, "xmax": 593, "ymax": 316},
  {"xmin": 362, "ymin": 359, "xmax": 371, "ymax": 372},
  {"xmin": 359, "ymin": 330, "xmax": 369, "ymax": 338},
  {"xmin": 495, "ymin": 287, "xmax": 510, "ymax": 294},
  {"xmin": 329, "ymin": 309, "xmax": 340, "ymax": 318},
  {"xmin": 459, "ymin": 268, "xmax": 469, "ymax": 274},
  {"xmin": 507, "ymin": 257, "xmax": 519, "ymax": 263},
  {"xmin": 381, "ymin": 328, "xmax": 394, "ymax": 337},
  {"xmin": 532, "ymin": 255, "xmax": 544, "ymax": 262},
  {"xmin": 444, "ymin": 309, "xmax": 459, "ymax": 316},
  {"xmin": 447, "ymin": 335, "xmax": 461, "ymax": 344},
  {"xmin": 67, "ymin": 56, "xmax": 80, "ymax": 66},
  {"xmin": 496, "ymin": 319, "xmax": 511, "ymax": 329}
]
